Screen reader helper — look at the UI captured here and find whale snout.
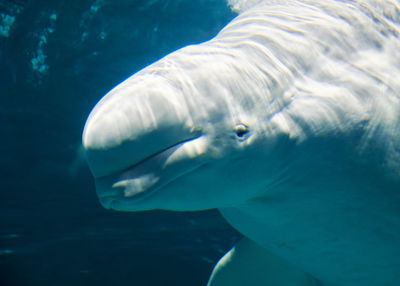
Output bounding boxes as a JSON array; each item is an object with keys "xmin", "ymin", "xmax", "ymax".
[{"xmin": 82, "ymin": 75, "xmax": 201, "ymax": 179}]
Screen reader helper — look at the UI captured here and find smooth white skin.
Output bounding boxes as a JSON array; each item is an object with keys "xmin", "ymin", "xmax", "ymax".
[{"xmin": 83, "ymin": 1, "xmax": 400, "ymax": 285}]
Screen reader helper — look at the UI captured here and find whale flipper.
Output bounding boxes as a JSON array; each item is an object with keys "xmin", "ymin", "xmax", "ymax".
[{"xmin": 208, "ymin": 238, "xmax": 320, "ymax": 286}]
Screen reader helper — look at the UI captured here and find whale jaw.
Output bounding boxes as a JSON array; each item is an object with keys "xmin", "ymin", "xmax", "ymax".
[{"xmin": 90, "ymin": 135, "xmax": 209, "ymax": 211}]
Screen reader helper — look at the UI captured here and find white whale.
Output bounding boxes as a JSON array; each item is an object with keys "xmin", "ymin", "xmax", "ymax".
[{"xmin": 82, "ymin": 0, "xmax": 400, "ymax": 285}]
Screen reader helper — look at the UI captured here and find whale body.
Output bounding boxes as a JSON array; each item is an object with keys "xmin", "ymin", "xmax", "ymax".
[{"xmin": 83, "ymin": 1, "xmax": 400, "ymax": 285}]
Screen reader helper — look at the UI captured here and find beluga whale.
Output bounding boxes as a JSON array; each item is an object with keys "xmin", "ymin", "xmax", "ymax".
[{"xmin": 82, "ymin": 0, "xmax": 400, "ymax": 285}]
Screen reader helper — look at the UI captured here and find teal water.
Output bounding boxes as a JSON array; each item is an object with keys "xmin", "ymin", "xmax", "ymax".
[{"xmin": 0, "ymin": 1, "xmax": 241, "ymax": 285}]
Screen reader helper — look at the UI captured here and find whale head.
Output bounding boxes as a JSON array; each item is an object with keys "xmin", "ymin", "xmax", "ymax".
[
  {"xmin": 83, "ymin": 44, "xmax": 289, "ymax": 212},
  {"xmin": 83, "ymin": 0, "xmax": 400, "ymax": 214}
]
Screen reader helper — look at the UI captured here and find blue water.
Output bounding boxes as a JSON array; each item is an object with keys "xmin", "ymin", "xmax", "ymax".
[{"xmin": 0, "ymin": 1, "xmax": 241, "ymax": 285}]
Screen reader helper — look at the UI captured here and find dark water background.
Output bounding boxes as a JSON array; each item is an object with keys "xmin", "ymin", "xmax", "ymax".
[{"xmin": 0, "ymin": 1, "xmax": 242, "ymax": 285}]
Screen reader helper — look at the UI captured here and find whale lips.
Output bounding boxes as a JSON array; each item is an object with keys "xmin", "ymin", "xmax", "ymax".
[
  {"xmin": 112, "ymin": 174, "xmax": 160, "ymax": 198},
  {"xmin": 93, "ymin": 136, "xmax": 203, "ymax": 207}
]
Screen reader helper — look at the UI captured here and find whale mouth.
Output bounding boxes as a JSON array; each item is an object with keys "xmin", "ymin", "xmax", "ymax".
[{"xmin": 94, "ymin": 136, "xmax": 204, "ymax": 208}]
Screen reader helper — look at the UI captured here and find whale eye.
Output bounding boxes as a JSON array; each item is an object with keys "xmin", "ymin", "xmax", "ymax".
[{"xmin": 234, "ymin": 123, "xmax": 249, "ymax": 140}]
